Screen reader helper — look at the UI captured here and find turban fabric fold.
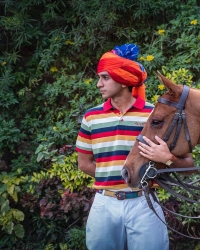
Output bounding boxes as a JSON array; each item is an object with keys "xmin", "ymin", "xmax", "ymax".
[{"xmin": 97, "ymin": 44, "xmax": 147, "ymax": 101}]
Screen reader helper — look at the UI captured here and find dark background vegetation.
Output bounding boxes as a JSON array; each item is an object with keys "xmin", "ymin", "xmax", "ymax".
[{"xmin": 0, "ymin": 0, "xmax": 200, "ymax": 249}]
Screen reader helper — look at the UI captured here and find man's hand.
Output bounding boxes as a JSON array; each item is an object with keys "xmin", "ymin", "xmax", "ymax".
[{"xmin": 138, "ymin": 135, "xmax": 172, "ymax": 164}]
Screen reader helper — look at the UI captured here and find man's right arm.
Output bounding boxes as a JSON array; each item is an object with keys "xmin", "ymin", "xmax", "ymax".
[{"xmin": 78, "ymin": 152, "xmax": 96, "ymax": 177}]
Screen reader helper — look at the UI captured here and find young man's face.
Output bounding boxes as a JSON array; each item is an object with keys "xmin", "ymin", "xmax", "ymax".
[{"xmin": 97, "ymin": 71, "xmax": 125, "ymax": 99}]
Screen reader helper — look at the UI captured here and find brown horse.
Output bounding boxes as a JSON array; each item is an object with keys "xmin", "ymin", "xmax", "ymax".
[{"xmin": 122, "ymin": 72, "xmax": 200, "ymax": 188}]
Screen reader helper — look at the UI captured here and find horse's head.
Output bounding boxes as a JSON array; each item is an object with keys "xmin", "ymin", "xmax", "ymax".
[{"xmin": 122, "ymin": 71, "xmax": 200, "ymax": 188}]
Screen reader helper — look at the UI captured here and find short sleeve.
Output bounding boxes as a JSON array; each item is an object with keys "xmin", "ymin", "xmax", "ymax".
[{"xmin": 76, "ymin": 116, "xmax": 93, "ymax": 154}]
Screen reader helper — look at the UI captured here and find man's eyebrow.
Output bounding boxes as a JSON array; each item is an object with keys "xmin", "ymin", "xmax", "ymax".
[{"xmin": 98, "ymin": 73, "xmax": 110, "ymax": 77}]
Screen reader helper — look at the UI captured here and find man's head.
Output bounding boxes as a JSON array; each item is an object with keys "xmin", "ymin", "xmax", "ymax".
[
  {"xmin": 97, "ymin": 44, "xmax": 147, "ymax": 100},
  {"xmin": 97, "ymin": 70, "xmax": 128, "ymax": 100}
]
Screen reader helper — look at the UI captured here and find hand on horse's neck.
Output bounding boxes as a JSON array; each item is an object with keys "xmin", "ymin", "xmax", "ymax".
[{"xmin": 111, "ymin": 93, "xmax": 136, "ymax": 115}]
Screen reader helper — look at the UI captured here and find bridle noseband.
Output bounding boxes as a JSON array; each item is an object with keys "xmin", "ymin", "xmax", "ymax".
[{"xmin": 136, "ymin": 85, "xmax": 200, "ymax": 239}]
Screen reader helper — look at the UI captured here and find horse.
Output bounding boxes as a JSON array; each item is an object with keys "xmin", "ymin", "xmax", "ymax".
[
  {"xmin": 122, "ymin": 71, "xmax": 200, "ymax": 240},
  {"xmin": 122, "ymin": 71, "xmax": 200, "ymax": 188},
  {"xmin": 121, "ymin": 71, "xmax": 200, "ymax": 239}
]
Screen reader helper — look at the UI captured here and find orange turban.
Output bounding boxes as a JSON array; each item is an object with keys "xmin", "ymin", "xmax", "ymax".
[{"xmin": 97, "ymin": 44, "xmax": 147, "ymax": 101}]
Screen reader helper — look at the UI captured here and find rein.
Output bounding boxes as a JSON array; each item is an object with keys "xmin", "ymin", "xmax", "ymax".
[
  {"xmin": 137, "ymin": 85, "xmax": 200, "ymax": 239},
  {"xmin": 138, "ymin": 161, "xmax": 200, "ymax": 239}
]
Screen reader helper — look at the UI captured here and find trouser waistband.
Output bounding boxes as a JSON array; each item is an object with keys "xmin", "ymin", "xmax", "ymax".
[{"xmin": 96, "ymin": 189, "xmax": 143, "ymax": 200}]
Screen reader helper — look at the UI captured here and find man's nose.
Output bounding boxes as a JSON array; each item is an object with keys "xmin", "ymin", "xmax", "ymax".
[{"xmin": 97, "ymin": 78, "xmax": 102, "ymax": 88}]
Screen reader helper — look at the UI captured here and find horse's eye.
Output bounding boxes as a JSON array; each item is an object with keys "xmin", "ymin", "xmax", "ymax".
[{"xmin": 151, "ymin": 120, "xmax": 163, "ymax": 127}]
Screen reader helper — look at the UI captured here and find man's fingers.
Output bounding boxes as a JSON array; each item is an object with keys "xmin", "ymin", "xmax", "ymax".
[
  {"xmin": 143, "ymin": 136, "xmax": 154, "ymax": 146},
  {"xmin": 143, "ymin": 135, "xmax": 166, "ymax": 146},
  {"xmin": 138, "ymin": 142, "xmax": 151, "ymax": 151},
  {"xmin": 138, "ymin": 145, "xmax": 148, "ymax": 152},
  {"xmin": 155, "ymin": 135, "xmax": 166, "ymax": 145},
  {"xmin": 139, "ymin": 151, "xmax": 153, "ymax": 160}
]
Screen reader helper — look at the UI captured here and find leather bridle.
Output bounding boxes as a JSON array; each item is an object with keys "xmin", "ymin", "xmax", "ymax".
[
  {"xmin": 137, "ymin": 85, "xmax": 200, "ymax": 239},
  {"xmin": 138, "ymin": 85, "xmax": 192, "ymax": 152},
  {"xmin": 158, "ymin": 85, "xmax": 192, "ymax": 152}
]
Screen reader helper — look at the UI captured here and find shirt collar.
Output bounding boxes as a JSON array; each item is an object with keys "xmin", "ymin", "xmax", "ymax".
[
  {"xmin": 132, "ymin": 95, "xmax": 145, "ymax": 109},
  {"xmin": 103, "ymin": 96, "xmax": 145, "ymax": 111},
  {"xmin": 103, "ymin": 98, "xmax": 113, "ymax": 111}
]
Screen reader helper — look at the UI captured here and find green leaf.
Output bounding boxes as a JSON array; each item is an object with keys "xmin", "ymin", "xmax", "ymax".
[
  {"xmin": 14, "ymin": 224, "xmax": 25, "ymax": 238},
  {"xmin": 37, "ymin": 152, "xmax": 44, "ymax": 162},
  {"xmin": 7, "ymin": 184, "xmax": 15, "ymax": 195},
  {"xmin": 6, "ymin": 222, "xmax": 14, "ymax": 234},
  {"xmin": 0, "ymin": 196, "xmax": 6, "ymax": 205},
  {"xmin": 11, "ymin": 191, "xmax": 18, "ymax": 202},
  {"xmin": 57, "ymin": 157, "xmax": 65, "ymax": 165},
  {"xmin": 1, "ymin": 200, "xmax": 10, "ymax": 215},
  {"xmin": 0, "ymin": 184, "xmax": 7, "ymax": 194},
  {"xmin": 35, "ymin": 144, "xmax": 44, "ymax": 154},
  {"xmin": 13, "ymin": 210, "xmax": 24, "ymax": 221}
]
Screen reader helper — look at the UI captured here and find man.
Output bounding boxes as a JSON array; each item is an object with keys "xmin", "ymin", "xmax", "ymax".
[{"xmin": 76, "ymin": 44, "xmax": 194, "ymax": 250}]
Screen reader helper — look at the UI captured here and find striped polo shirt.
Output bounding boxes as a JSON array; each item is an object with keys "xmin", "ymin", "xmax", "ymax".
[{"xmin": 76, "ymin": 96, "xmax": 154, "ymax": 190}]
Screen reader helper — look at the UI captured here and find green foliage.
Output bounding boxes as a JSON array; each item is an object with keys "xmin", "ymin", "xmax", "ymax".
[
  {"xmin": 66, "ymin": 227, "xmax": 87, "ymax": 250},
  {"xmin": 30, "ymin": 152, "xmax": 94, "ymax": 192},
  {"xmin": 11, "ymin": 154, "xmax": 41, "ymax": 175},
  {"xmin": 170, "ymin": 240, "xmax": 197, "ymax": 250},
  {"xmin": 156, "ymin": 188, "xmax": 171, "ymax": 202},
  {"xmin": 174, "ymin": 174, "xmax": 200, "ymax": 225},
  {"xmin": 192, "ymin": 145, "xmax": 200, "ymax": 165},
  {"xmin": 0, "ymin": 171, "xmax": 27, "ymax": 238},
  {"xmin": 0, "ymin": 119, "xmax": 24, "ymax": 150},
  {"xmin": 0, "ymin": 70, "xmax": 18, "ymax": 109},
  {"xmin": 48, "ymin": 152, "xmax": 94, "ymax": 191},
  {"xmin": 35, "ymin": 142, "xmax": 65, "ymax": 164},
  {"xmin": 159, "ymin": 172, "xmax": 200, "ymax": 245},
  {"xmin": 19, "ymin": 177, "xmax": 95, "ymax": 249}
]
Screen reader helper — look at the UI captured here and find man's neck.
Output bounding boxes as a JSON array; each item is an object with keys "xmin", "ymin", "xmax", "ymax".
[{"xmin": 111, "ymin": 94, "xmax": 136, "ymax": 114}]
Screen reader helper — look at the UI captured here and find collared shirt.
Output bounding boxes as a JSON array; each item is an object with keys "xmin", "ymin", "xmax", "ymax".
[{"xmin": 76, "ymin": 96, "xmax": 154, "ymax": 190}]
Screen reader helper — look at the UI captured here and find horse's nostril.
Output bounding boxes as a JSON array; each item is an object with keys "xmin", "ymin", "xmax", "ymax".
[{"xmin": 121, "ymin": 168, "xmax": 130, "ymax": 183}]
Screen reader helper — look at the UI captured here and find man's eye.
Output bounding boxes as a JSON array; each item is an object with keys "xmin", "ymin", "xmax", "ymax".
[{"xmin": 151, "ymin": 120, "xmax": 163, "ymax": 127}]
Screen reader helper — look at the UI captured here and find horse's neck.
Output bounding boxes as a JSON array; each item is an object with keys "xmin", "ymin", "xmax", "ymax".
[
  {"xmin": 190, "ymin": 89, "xmax": 200, "ymax": 115},
  {"xmin": 189, "ymin": 89, "xmax": 200, "ymax": 144}
]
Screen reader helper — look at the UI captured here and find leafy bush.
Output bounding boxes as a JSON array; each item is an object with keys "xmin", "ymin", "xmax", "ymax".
[
  {"xmin": 0, "ymin": 170, "xmax": 27, "ymax": 240},
  {"xmin": 66, "ymin": 227, "xmax": 87, "ymax": 250},
  {"xmin": 19, "ymin": 177, "xmax": 95, "ymax": 248}
]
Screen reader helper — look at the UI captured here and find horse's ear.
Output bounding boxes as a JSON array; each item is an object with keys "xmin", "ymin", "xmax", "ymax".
[{"xmin": 156, "ymin": 70, "xmax": 180, "ymax": 94}]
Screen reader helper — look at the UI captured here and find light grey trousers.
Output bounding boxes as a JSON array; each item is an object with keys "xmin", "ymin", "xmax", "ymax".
[{"xmin": 86, "ymin": 193, "xmax": 169, "ymax": 250}]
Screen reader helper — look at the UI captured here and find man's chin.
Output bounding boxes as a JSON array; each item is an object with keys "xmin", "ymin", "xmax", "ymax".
[{"xmin": 101, "ymin": 94, "xmax": 108, "ymax": 99}]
